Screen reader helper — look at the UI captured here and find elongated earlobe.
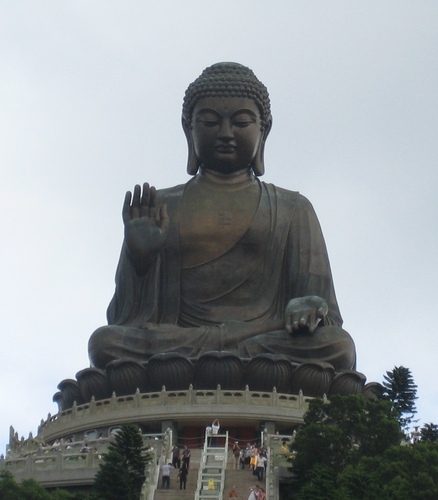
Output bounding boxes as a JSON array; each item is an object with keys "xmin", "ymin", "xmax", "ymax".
[
  {"xmin": 187, "ymin": 147, "xmax": 199, "ymax": 175},
  {"xmin": 252, "ymin": 148, "xmax": 264, "ymax": 176},
  {"xmin": 182, "ymin": 116, "xmax": 199, "ymax": 175},
  {"xmin": 252, "ymin": 118, "xmax": 272, "ymax": 176}
]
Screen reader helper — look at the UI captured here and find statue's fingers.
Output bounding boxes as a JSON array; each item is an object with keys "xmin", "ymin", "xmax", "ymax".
[
  {"xmin": 308, "ymin": 314, "xmax": 319, "ymax": 333},
  {"xmin": 149, "ymin": 186, "xmax": 157, "ymax": 206},
  {"xmin": 132, "ymin": 184, "xmax": 141, "ymax": 204},
  {"xmin": 139, "ymin": 183, "xmax": 150, "ymax": 217},
  {"xmin": 149, "ymin": 187, "xmax": 157, "ymax": 219},
  {"xmin": 158, "ymin": 204, "xmax": 170, "ymax": 232},
  {"xmin": 299, "ymin": 315, "xmax": 308, "ymax": 327},
  {"xmin": 316, "ymin": 306, "xmax": 326, "ymax": 319},
  {"xmin": 291, "ymin": 314, "xmax": 301, "ymax": 330},
  {"xmin": 131, "ymin": 184, "xmax": 141, "ymax": 218},
  {"xmin": 122, "ymin": 191, "xmax": 132, "ymax": 224}
]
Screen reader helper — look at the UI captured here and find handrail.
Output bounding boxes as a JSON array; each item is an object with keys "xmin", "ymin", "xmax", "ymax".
[
  {"xmin": 265, "ymin": 431, "xmax": 297, "ymax": 500},
  {"xmin": 195, "ymin": 430, "xmax": 228, "ymax": 500},
  {"xmin": 140, "ymin": 428, "xmax": 172, "ymax": 499}
]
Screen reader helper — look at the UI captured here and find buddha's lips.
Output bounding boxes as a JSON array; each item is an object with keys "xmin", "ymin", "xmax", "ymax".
[{"xmin": 215, "ymin": 145, "xmax": 237, "ymax": 153}]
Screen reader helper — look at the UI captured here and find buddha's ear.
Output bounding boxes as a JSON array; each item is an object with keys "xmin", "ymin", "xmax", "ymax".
[
  {"xmin": 252, "ymin": 117, "xmax": 272, "ymax": 176},
  {"xmin": 182, "ymin": 116, "xmax": 199, "ymax": 175}
]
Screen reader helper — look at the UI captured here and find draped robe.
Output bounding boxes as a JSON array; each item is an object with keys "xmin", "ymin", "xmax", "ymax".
[{"xmin": 88, "ymin": 176, "xmax": 356, "ymax": 370}]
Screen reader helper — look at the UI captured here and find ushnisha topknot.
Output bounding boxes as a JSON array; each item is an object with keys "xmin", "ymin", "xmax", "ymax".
[{"xmin": 182, "ymin": 62, "xmax": 272, "ymax": 128}]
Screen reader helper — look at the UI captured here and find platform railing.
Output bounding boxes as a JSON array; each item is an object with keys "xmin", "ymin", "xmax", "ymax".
[
  {"xmin": 35, "ymin": 386, "xmax": 309, "ymax": 438},
  {"xmin": 0, "ymin": 431, "xmax": 169, "ymax": 490}
]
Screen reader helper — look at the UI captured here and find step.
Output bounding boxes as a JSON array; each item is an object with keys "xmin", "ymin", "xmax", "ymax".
[
  {"xmin": 153, "ymin": 449, "xmax": 201, "ymax": 500},
  {"xmin": 224, "ymin": 466, "xmax": 267, "ymax": 499},
  {"xmin": 153, "ymin": 447, "xmax": 266, "ymax": 500}
]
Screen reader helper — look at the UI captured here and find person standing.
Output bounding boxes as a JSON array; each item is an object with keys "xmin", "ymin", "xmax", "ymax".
[
  {"xmin": 281, "ymin": 440, "xmax": 289, "ymax": 454},
  {"xmin": 232, "ymin": 441, "xmax": 241, "ymax": 470},
  {"xmin": 250, "ymin": 446, "xmax": 257, "ymax": 471},
  {"xmin": 171, "ymin": 444, "xmax": 180, "ymax": 468},
  {"xmin": 256, "ymin": 452, "xmax": 267, "ymax": 481},
  {"xmin": 179, "ymin": 463, "xmax": 189, "ymax": 490},
  {"xmin": 212, "ymin": 419, "xmax": 220, "ymax": 434},
  {"xmin": 161, "ymin": 462, "xmax": 172, "ymax": 489},
  {"xmin": 211, "ymin": 419, "xmax": 220, "ymax": 446},
  {"xmin": 182, "ymin": 445, "xmax": 191, "ymax": 470},
  {"xmin": 210, "ymin": 418, "xmax": 220, "ymax": 446},
  {"xmin": 245, "ymin": 443, "xmax": 252, "ymax": 468}
]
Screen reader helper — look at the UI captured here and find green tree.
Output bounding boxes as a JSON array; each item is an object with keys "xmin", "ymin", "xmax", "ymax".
[
  {"xmin": 293, "ymin": 395, "xmax": 401, "ymax": 477},
  {"xmin": 291, "ymin": 394, "xmax": 402, "ymax": 498},
  {"xmin": 93, "ymin": 424, "xmax": 150, "ymax": 500},
  {"xmin": 0, "ymin": 471, "xmax": 80, "ymax": 499},
  {"xmin": 294, "ymin": 464, "xmax": 339, "ymax": 500},
  {"xmin": 0, "ymin": 470, "xmax": 22, "ymax": 499},
  {"xmin": 382, "ymin": 366, "xmax": 418, "ymax": 432},
  {"xmin": 286, "ymin": 391, "xmax": 438, "ymax": 499},
  {"xmin": 421, "ymin": 423, "xmax": 438, "ymax": 443},
  {"xmin": 338, "ymin": 442, "xmax": 438, "ymax": 499}
]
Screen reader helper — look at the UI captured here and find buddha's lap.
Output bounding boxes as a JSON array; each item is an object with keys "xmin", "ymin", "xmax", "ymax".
[{"xmin": 88, "ymin": 323, "xmax": 355, "ymax": 371}]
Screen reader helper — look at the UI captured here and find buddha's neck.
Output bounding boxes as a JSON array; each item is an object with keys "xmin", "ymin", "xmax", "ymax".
[{"xmin": 196, "ymin": 167, "xmax": 257, "ymax": 191}]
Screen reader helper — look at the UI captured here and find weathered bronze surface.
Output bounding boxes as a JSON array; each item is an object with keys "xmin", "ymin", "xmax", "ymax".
[{"xmin": 85, "ymin": 62, "xmax": 358, "ymax": 396}]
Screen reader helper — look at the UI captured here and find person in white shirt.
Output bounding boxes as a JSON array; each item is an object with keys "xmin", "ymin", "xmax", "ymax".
[{"xmin": 161, "ymin": 462, "xmax": 173, "ymax": 489}]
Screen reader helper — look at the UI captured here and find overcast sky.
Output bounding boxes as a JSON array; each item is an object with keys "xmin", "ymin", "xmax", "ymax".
[{"xmin": 1, "ymin": 1, "xmax": 437, "ymax": 453}]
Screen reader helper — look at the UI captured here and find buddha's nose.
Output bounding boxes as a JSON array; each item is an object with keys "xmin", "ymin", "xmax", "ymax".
[{"xmin": 218, "ymin": 120, "xmax": 233, "ymax": 139}]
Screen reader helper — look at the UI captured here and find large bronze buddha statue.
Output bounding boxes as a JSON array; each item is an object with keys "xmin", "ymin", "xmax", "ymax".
[{"xmin": 78, "ymin": 63, "xmax": 362, "ymax": 402}]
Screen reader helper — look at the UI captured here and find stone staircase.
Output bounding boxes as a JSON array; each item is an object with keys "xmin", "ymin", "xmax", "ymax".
[
  {"xmin": 224, "ymin": 465, "xmax": 266, "ymax": 499},
  {"xmin": 153, "ymin": 448, "xmax": 201, "ymax": 500},
  {"xmin": 153, "ymin": 448, "xmax": 266, "ymax": 499}
]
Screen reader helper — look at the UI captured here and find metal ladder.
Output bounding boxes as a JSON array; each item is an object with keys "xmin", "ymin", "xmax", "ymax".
[{"xmin": 195, "ymin": 430, "xmax": 229, "ymax": 499}]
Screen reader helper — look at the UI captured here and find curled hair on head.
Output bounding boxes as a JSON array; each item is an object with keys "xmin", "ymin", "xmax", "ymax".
[{"xmin": 182, "ymin": 62, "xmax": 272, "ymax": 128}]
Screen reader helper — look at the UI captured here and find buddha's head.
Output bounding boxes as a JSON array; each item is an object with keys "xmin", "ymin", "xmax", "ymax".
[{"xmin": 182, "ymin": 62, "xmax": 272, "ymax": 176}]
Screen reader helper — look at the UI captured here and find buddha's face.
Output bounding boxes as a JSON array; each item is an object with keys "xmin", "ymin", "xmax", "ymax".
[{"xmin": 190, "ymin": 96, "xmax": 264, "ymax": 174}]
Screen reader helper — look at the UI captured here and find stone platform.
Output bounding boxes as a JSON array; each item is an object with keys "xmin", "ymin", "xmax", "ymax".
[
  {"xmin": 40, "ymin": 386, "xmax": 311, "ymax": 444},
  {"xmin": 3, "ymin": 386, "xmax": 308, "ymax": 496}
]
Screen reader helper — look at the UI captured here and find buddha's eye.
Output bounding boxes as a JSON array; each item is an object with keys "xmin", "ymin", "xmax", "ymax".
[
  {"xmin": 202, "ymin": 120, "xmax": 219, "ymax": 127},
  {"xmin": 232, "ymin": 113, "xmax": 256, "ymax": 128},
  {"xmin": 197, "ymin": 115, "xmax": 220, "ymax": 127},
  {"xmin": 233, "ymin": 120, "xmax": 252, "ymax": 128}
]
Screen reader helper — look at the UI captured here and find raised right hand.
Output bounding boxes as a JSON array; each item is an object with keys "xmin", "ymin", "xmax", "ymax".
[{"xmin": 122, "ymin": 183, "xmax": 169, "ymax": 267}]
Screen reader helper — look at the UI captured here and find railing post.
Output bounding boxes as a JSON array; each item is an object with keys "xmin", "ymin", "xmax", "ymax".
[
  {"xmin": 134, "ymin": 388, "xmax": 141, "ymax": 407},
  {"xmin": 188, "ymin": 384, "xmax": 195, "ymax": 404},
  {"xmin": 272, "ymin": 387, "xmax": 278, "ymax": 406},
  {"xmin": 160, "ymin": 386, "xmax": 167, "ymax": 406},
  {"xmin": 244, "ymin": 385, "xmax": 250, "ymax": 404},
  {"xmin": 89, "ymin": 396, "xmax": 96, "ymax": 415},
  {"xmin": 110, "ymin": 392, "xmax": 117, "ymax": 410},
  {"xmin": 71, "ymin": 402, "xmax": 77, "ymax": 420}
]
